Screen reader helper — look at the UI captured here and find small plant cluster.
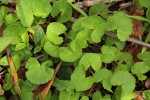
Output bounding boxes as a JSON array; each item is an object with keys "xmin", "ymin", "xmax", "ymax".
[{"xmin": 0, "ymin": 0, "xmax": 150, "ymax": 100}]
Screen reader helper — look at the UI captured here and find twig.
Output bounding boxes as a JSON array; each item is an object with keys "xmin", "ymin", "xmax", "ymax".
[
  {"xmin": 75, "ymin": 0, "xmax": 123, "ymax": 8},
  {"xmin": 105, "ymin": 32, "xmax": 150, "ymax": 48},
  {"xmin": 40, "ymin": 61, "xmax": 62, "ymax": 100},
  {"xmin": 119, "ymin": 1, "xmax": 133, "ymax": 10},
  {"xmin": 70, "ymin": 17, "xmax": 150, "ymax": 48},
  {"xmin": 86, "ymin": 84, "xmax": 97, "ymax": 96},
  {"xmin": 95, "ymin": 2, "xmax": 115, "ymax": 16}
]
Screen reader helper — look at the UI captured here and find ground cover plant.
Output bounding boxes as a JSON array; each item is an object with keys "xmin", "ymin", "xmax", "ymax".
[{"xmin": 0, "ymin": 0, "xmax": 150, "ymax": 100}]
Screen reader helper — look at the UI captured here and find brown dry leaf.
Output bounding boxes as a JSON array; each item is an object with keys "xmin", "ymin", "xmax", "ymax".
[
  {"xmin": 0, "ymin": 84, "xmax": 5, "ymax": 95},
  {"xmin": 134, "ymin": 91, "xmax": 144, "ymax": 100},
  {"xmin": 8, "ymin": 0, "xmax": 18, "ymax": 5},
  {"xmin": 131, "ymin": 19, "xmax": 144, "ymax": 38},
  {"xmin": 134, "ymin": 9, "xmax": 144, "ymax": 16},
  {"xmin": 131, "ymin": 9, "xmax": 144, "ymax": 38},
  {"xmin": 126, "ymin": 44, "xmax": 142, "ymax": 62},
  {"xmin": 145, "ymin": 77, "xmax": 150, "ymax": 89},
  {"xmin": 6, "ymin": 49, "xmax": 21, "ymax": 97},
  {"xmin": 40, "ymin": 61, "xmax": 62, "ymax": 100}
]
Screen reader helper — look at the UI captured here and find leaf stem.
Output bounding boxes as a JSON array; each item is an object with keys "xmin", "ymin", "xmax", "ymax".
[{"xmin": 69, "ymin": 2, "xmax": 87, "ymax": 17}]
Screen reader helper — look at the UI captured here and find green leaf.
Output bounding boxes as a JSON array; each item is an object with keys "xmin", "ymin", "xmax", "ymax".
[
  {"xmin": 31, "ymin": 0, "xmax": 51, "ymax": 17},
  {"xmin": 127, "ymin": 15, "xmax": 150, "ymax": 22},
  {"xmin": 0, "ymin": 6, "xmax": 7, "ymax": 27},
  {"xmin": 21, "ymin": 80, "xmax": 36, "ymax": 92},
  {"xmin": 114, "ymin": 64, "xmax": 129, "ymax": 72},
  {"xmin": 102, "ymin": 95, "xmax": 111, "ymax": 100},
  {"xmin": 91, "ymin": 23, "xmax": 105, "ymax": 43},
  {"xmin": 137, "ymin": 52, "xmax": 150, "ymax": 66},
  {"xmin": 71, "ymin": 65, "xmax": 86, "ymax": 81},
  {"xmin": 72, "ymin": 16, "xmax": 105, "ymax": 43},
  {"xmin": 3, "ymin": 73, "xmax": 12, "ymax": 90},
  {"xmin": 79, "ymin": 53, "xmax": 102, "ymax": 71},
  {"xmin": 16, "ymin": 0, "xmax": 51, "ymax": 27},
  {"xmin": 146, "ymin": 8, "xmax": 150, "ymax": 20},
  {"xmin": 5, "ymin": 13, "xmax": 19, "ymax": 24},
  {"xmin": 3, "ymin": 23, "xmax": 27, "ymax": 44},
  {"xmin": 46, "ymin": 22, "xmax": 67, "ymax": 45},
  {"xmin": 106, "ymin": 11, "xmax": 132, "ymax": 41},
  {"xmin": 25, "ymin": 57, "xmax": 54, "ymax": 84},
  {"xmin": 131, "ymin": 62, "xmax": 150, "ymax": 80},
  {"xmin": 51, "ymin": 94, "xmax": 59, "ymax": 100},
  {"xmin": 110, "ymin": 71, "xmax": 135, "ymax": 95},
  {"xmin": 92, "ymin": 91, "xmax": 102, "ymax": 100},
  {"xmin": 34, "ymin": 25, "xmax": 45, "ymax": 45},
  {"xmin": 59, "ymin": 40, "xmax": 82, "ymax": 62},
  {"xmin": 34, "ymin": 46, "xmax": 42, "ymax": 54},
  {"xmin": 81, "ymin": 16, "xmax": 104, "ymax": 30},
  {"xmin": 114, "ymin": 87, "xmax": 136, "ymax": 100},
  {"xmin": 75, "ymin": 30, "xmax": 91, "ymax": 48},
  {"xmin": 0, "ymin": 37, "xmax": 14, "ymax": 53},
  {"xmin": 53, "ymin": 78, "xmax": 66, "ymax": 91},
  {"xmin": 72, "ymin": 17, "xmax": 85, "ymax": 32},
  {"xmin": 0, "ymin": 56, "xmax": 8, "ymax": 66},
  {"xmin": 42, "ymin": 60, "xmax": 53, "ymax": 68},
  {"xmin": 105, "ymin": 36, "xmax": 126, "ymax": 50},
  {"xmin": 93, "ymin": 69, "xmax": 112, "ymax": 91},
  {"xmin": 25, "ymin": 57, "xmax": 40, "ymax": 69},
  {"xmin": 117, "ymin": 52, "xmax": 133, "ymax": 65},
  {"xmin": 139, "ymin": 0, "xmax": 150, "ymax": 8},
  {"xmin": 101, "ymin": 45, "xmax": 119, "ymax": 63},
  {"xmin": 16, "ymin": 0, "xmax": 33, "ymax": 27},
  {"xmin": 15, "ymin": 43, "xmax": 26, "ymax": 51},
  {"xmin": 74, "ymin": 76, "xmax": 94, "ymax": 91},
  {"xmin": 143, "ymin": 90, "xmax": 150, "ymax": 100},
  {"xmin": 1, "ymin": 0, "xmax": 8, "ymax": 4},
  {"xmin": 70, "ymin": 92, "xmax": 80, "ymax": 100},
  {"xmin": 0, "ymin": 96, "xmax": 6, "ymax": 100},
  {"xmin": 51, "ymin": 0, "xmax": 72, "ymax": 22},
  {"xmin": 80, "ymin": 96, "xmax": 89, "ymax": 100},
  {"xmin": 22, "ymin": 92, "xmax": 34, "ymax": 100},
  {"xmin": 12, "ymin": 54, "xmax": 22, "ymax": 70},
  {"xmin": 21, "ymin": 32, "xmax": 29, "ymax": 46},
  {"xmin": 44, "ymin": 41, "xmax": 59, "ymax": 57},
  {"xmin": 121, "ymin": 92, "xmax": 136, "ymax": 100},
  {"xmin": 89, "ymin": 2, "xmax": 109, "ymax": 18},
  {"xmin": 59, "ymin": 90, "xmax": 71, "ymax": 100}
]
